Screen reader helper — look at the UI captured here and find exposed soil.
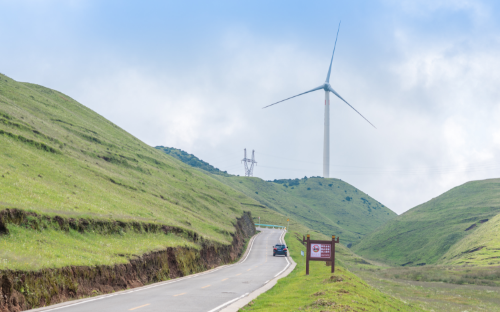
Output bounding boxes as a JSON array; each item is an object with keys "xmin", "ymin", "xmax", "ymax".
[
  {"xmin": 0, "ymin": 210, "xmax": 256, "ymax": 312},
  {"xmin": 465, "ymin": 224, "xmax": 477, "ymax": 231}
]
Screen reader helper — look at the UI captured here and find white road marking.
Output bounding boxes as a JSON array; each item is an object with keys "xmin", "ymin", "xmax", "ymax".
[
  {"xmin": 206, "ymin": 292, "xmax": 249, "ymax": 312},
  {"xmin": 274, "ymin": 230, "xmax": 291, "ymax": 277},
  {"xmin": 36, "ymin": 232, "xmax": 262, "ymax": 312}
]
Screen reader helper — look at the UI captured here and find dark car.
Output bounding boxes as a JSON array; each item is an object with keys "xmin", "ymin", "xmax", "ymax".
[{"xmin": 273, "ymin": 244, "xmax": 287, "ymax": 256}]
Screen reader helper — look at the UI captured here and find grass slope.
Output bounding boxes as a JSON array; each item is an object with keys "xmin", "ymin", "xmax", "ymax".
[
  {"xmin": 0, "ymin": 73, "xmax": 261, "ymax": 246},
  {"xmin": 353, "ymin": 178, "xmax": 500, "ymax": 266},
  {"xmin": 155, "ymin": 146, "xmax": 230, "ymax": 176},
  {"xmin": 240, "ymin": 231, "xmax": 423, "ymax": 312},
  {"xmin": 217, "ymin": 176, "xmax": 396, "ymax": 245},
  {"xmin": 0, "ymin": 223, "xmax": 196, "ymax": 271},
  {"xmin": 440, "ymin": 211, "xmax": 500, "ymax": 266},
  {"xmin": 153, "ymin": 146, "xmax": 396, "ymax": 245}
]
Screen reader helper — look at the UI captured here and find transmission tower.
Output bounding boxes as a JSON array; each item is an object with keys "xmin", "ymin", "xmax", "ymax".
[{"xmin": 242, "ymin": 148, "xmax": 257, "ymax": 177}]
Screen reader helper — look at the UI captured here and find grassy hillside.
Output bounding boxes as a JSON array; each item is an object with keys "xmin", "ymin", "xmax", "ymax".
[
  {"xmin": 0, "ymin": 73, "xmax": 260, "ymax": 246},
  {"xmin": 353, "ymin": 178, "xmax": 500, "ymax": 266},
  {"xmin": 156, "ymin": 146, "xmax": 230, "ymax": 176},
  {"xmin": 154, "ymin": 147, "xmax": 396, "ymax": 245},
  {"xmin": 440, "ymin": 211, "xmax": 500, "ymax": 266},
  {"xmin": 215, "ymin": 176, "xmax": 396, "ymax": 245}
]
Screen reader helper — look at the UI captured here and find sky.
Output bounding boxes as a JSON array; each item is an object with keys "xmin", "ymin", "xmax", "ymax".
[{"xmin": 1, "ymin": 0, "xmax": 500, "ymax": 214}]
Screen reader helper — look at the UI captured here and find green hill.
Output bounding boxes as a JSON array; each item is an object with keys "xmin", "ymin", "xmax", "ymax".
[
  {"xmin": 440, "ymin": 211, "xmax": 500, "ymax": 266},
  {"xmin": 0, "ymin": 73, "xmax": 340, "ymax": 271},
  {"xmin": 352, "ymin": 178, "xmax": 500, "ymax": 266},
  {"xmin": 155, "ymin": 146, "xmax": 230, "ymax": 176},
  {"xmin": 155, "ymin": 147, "xmax": 397, "ymax": 245},
  {"xmin": 0, "ymin": 73, "xmax": 260, "ymax": 246}
]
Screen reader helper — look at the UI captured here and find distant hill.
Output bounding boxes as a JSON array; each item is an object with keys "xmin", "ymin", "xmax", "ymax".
[
  {"xmin": 155, "ymin": 146, "xmax": 231, "ymax": 176},
  {"xmin": 353, "ymin": 178, "xmax": 500, "ymax": 266},
  {"xmin": 156, "ymin": 147, "xmax": 397, "ymax": 245}
]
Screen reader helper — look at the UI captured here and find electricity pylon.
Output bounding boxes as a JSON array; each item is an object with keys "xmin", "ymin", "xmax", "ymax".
[{"xmin": 242, "ymin": 148, "xmax": 257, "ymax": 177}]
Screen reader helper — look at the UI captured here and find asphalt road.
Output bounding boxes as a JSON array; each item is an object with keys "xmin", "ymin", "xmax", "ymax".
[{"xmin": 32, "ymin": 228, "xmax": 289, "ymax": 312}]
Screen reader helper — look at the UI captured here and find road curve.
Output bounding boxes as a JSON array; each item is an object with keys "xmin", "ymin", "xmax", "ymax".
[{"xmin": 30, "ymin": 228, "xmax": 289, "ymax": 312}]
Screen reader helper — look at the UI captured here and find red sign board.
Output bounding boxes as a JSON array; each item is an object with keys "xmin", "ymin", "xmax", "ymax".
[
  {"xmin": 310, "ymin": 244, "xmax": 331, "ymax": 259},
  {"xmin": 303, "ymin": 235, "xmax": 339, "ymax": 275}
]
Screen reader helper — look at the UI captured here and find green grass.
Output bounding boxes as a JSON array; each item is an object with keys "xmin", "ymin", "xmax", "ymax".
[
  {"xmin": 441, "ymin": 211, "xmax": 500, "ymax": 266},
  {"xmin": 212, "ymin": 176, "xmax": 396, "ymax": 245},
  {"xmin": 239, "ymin": 231, "xmax": 423, "ymax": 312},
  {"xmin": 377, "ymin": 265, "xmax": 500, "ymax": 287},
  {"xmin": 155, "ymin": 147, "xmax": 397, "ymax": 245},
  {"xmin": 0, "ymin": 73, "xmax": 263, "ymax": 245},
  {"xmin": 349, "ymin": 265, "xmax": 500, "ymax": 312},
  {"xmin": 0, "ymin": 223, "xmax": 196, "ymax": 271},
  {"xmin": 353, "ymin": 178, "xmax": 500, "ymax": 266},
  {"xmin": 155, "ymin": 146, "xmax": 230, "ymax": 176}
]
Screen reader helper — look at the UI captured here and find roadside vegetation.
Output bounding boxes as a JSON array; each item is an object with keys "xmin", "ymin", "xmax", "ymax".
[
  {"xmin": 0, "ymin": 223, "xmax": 196, "ymax": 271},
  {"xmin": 346, "ymin": 260, "xmax": 500, "ymax": 311},
  {"xmin": 240, "ymin": 231, "xmax": 423, "ymax": 312}
]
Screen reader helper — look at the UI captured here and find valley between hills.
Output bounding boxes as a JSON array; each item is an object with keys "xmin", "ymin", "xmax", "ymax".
[{"xmin": 1, "ymin": 73, "xmax": 500, "ymax": 311}]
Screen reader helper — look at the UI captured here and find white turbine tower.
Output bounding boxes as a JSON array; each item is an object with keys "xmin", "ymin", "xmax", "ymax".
[{"xmin": 263, "ymin": 22, "xmax": 375, "ymax": 178}]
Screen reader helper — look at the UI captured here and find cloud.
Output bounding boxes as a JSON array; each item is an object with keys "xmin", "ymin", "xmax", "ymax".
[
  {"xmin": 386, "ymin": 0, "xmax": 490, "ymax": 21},
  {"xmin": 2, "ymin": 0, "xmax": 500, "ymax": 214}
]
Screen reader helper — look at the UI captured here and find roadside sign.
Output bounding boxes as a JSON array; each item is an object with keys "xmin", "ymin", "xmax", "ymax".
[
  {"xmin": 310, "ymin": 244, "xmax": 331, "ymax": 259},
  {"xmin": 287, "ymin": 218, "xmax": 289, "ymax": 221},
  {"xmin": 303, "ymin": 234, "xmax": 340, "ymax": 275}
]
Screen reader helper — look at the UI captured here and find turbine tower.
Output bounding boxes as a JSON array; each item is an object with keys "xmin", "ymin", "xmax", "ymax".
[
  {"xmin": 263, "ymin": 22, "xmax": 375, "ymax": 178},
  {"xmin": 242, "ymin": 148, "xmax": 257, "ymax": 177}
]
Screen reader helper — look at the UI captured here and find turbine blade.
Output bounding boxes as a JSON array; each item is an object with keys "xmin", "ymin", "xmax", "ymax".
[
  {"xmin": 328, "ymin": 85, "xmax": 376, "ymax": 129},
  {"xmin": 325, "ymin": 21, "xmax": 341, "ymax": 83},
  {"xmin": 263, "ymin": 85, "xmax": 323, "ymax": 109}
]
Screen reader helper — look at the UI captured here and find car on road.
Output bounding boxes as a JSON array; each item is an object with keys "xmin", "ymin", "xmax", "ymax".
[{"xmin": 273, "ymin": 244, "xmax": 287, "ymax": 256}]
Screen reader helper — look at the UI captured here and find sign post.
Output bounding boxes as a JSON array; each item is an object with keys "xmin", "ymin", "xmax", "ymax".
[{"xmin": 303, "ymin": 234, "xmax": 339, "ymax": 275}]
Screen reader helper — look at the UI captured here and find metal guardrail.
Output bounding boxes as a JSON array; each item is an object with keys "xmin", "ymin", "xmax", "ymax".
[{"xmin": 254, "ymin": 223, "xmax": 285, "ymax": 229}]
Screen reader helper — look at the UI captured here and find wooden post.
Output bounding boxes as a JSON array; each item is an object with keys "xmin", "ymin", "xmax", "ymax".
[
  {"xmin": 332, "ymin": 235, "xmax": 339, "ymax": 273},
  {"xmin": 306, "ymin": 234, "xmax": 310, "ymax": 275},
  {"xmin": 331, "ymin": 235, "xmax": 335, "ymax": 273}
]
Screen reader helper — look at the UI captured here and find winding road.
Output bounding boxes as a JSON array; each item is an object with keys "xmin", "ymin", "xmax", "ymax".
[{"xmin": 31, "ymin": 228, "xmax": 290, "ymax": 312}]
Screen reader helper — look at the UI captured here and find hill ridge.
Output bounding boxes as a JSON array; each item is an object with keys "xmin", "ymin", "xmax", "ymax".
[
  {"xmin": 353, "ymin": 178, "xmax": 500, "ymax": 266},
  {"xmin": 155, "ymin": 146, "xmax": 397, "ymax": 245}
]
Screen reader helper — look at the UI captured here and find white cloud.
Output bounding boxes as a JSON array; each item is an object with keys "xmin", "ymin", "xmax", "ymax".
[{"xmin": 2, "ymin": 0, "xmax": 500, "ymax": 214}]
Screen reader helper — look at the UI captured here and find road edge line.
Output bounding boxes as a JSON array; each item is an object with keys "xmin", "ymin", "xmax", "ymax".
[
  {"xmin": 29, "ymin": 232, "xmax": 261, "ymax": 312},
  {"xmin": 219, "ymin": 230, "xmax": 297, "ymax": 312}
]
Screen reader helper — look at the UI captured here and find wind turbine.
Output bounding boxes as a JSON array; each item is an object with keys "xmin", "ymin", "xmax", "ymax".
[{"xmin": 263, "ymin": 22, "xmax": 375, "ymax": 178}]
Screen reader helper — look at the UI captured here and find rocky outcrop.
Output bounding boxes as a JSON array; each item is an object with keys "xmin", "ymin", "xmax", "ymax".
[{"xmin": 0, "ymin": 211, "xmax": 255, "ymax": 311}]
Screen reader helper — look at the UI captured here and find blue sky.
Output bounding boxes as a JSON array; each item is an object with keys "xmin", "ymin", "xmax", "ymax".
[{"xmin": 2, "ymin": 0, "xmax": 500, "ymax": 213}]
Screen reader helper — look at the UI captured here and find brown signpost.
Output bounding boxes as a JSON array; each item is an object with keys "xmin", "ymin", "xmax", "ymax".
[{"xmin": 303, "ymin": 234, "xmax": 339, "ymax": 275}]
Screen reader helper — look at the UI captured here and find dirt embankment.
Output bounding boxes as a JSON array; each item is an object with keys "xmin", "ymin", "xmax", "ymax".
[{"xmin": 0, "ymin": 209, "xmax": 256, "ymax": 312}]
